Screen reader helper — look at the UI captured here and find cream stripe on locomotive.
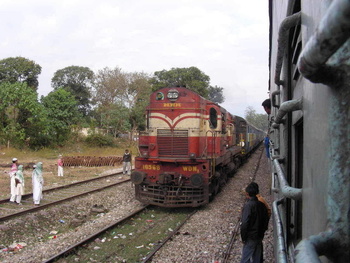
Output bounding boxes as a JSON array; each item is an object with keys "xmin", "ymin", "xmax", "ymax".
[
  {"xmin": 149, "ymin": 112, "xmax": 222, "ymax": 134},
  {"xmin": 149, "ymin": 112, "xmax": 201, "ymax": 128}
]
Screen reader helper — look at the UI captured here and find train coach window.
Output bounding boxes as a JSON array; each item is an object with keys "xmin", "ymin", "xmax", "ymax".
[
  {"xmin": 288, "ymin": 0, "xmax": 302, "ymax": 91},
  {"xmin": 209, "ymin": 108, "xmax": 217, "ymax": 129}
]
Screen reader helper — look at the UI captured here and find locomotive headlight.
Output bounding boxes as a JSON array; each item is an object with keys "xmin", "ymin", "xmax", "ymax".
[
  {"xmin": 141, "ymin": 151, "xmax": 149, "ymax": 158},
  {"xmin": 190, "ymin": 173, "xmax": 203, "ymax": 187},
  {"xmin": 167, "ymin": 90, "xmax": 179, "ymax": 100},
  {"xmin": 131, "ymin": 171, "xmax": 146, "ymax": 185}
]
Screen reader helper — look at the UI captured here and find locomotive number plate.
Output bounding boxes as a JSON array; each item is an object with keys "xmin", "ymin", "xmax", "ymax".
[
  {"xmin": 163, "ymin": 103, "xmax": 182, "ymax": 107},
  {"xmin": 142, "ymin": 164, "xmax": 161, "ymax": 170}
]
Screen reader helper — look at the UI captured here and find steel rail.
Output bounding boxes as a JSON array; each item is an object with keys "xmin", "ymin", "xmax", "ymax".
[
  {"xmin": 141, "ymin": 209, "xmax": 197, "ymax": 263},
  {"xmin": 0, "ymin": 176, "xmax": 130, "ymax": 222},
  {"xmin": 42, "ymin": 206, "xmax": 149, "ymax": 263},
  {"xmin": 251, "ymin": 145, "xmax": 264, "ymax": 182},
  {"xmin": 222, "ymin": 216, "xmax": 241, "ymax": 263},
  {"xmin": 0, "ymin": 172, "xmax": 123, "ymax": 204},
  {"xmin": 222, "ymin": 145, "xmax": 264, "ymax": 262}
]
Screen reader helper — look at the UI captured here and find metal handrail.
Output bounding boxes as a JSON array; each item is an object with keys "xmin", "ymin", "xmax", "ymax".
[
  {"xmin": 275, "ymin": 12, "xmax": 301, "ymax": 86},
  {"xmin": 274, "ymin": 98, "xmax": 303, "ymax": 125},
  {"xmin": 295, "ymin": 231, "xmax": 337, "ymax": 263},
  {"xmin": 273, "ymin": 199, "xmax": 288, "ymax": 263},
  {"xmin": 273, "ymin": 159, "xmax": 302, "ymax": 200},
  {"xmin": 297, "ymin": 0, "xmax": 350, "ymax": 82}
]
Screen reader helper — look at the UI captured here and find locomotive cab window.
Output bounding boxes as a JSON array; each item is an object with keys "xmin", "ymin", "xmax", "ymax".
[
  {"xmin": 209, "ymin": 107, "xmax": 217, "ymax": 129},
  {"xmin": 221, "ymin": 113, "xmax": 226, "ymax": 133},
  {"xmin": 156, "ymin": 92, "xmax": 164, "ymax": 100}
]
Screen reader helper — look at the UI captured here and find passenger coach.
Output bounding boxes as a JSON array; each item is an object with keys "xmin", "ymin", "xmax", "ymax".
[{"xmin": 268, "ymin": 0, "xmax": 349, "ymax": 262}]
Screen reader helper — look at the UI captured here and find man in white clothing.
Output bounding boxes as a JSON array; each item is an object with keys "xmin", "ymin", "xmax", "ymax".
[
  {"xmin": 9, "ymin": 158, "xmax": 18, "ymax": 202},
  {"xmin": 32, "ymin": 162, "xmax": 44, "ymax": 205},
  {"xmin": 14, "ymin": 165, "xmax": 25, "ymax": 205},
  {"xmin": 57, "ymin": 155, "xmax": 64, "ymax": 177}
]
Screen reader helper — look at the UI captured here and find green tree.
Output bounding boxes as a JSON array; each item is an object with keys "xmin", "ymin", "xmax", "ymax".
[
  {"xmin": 41, "ymin": 88, "xmax": 82, "ymax": 145},
  {"xmin": 244, "ymin": 106, "xmax": 268, "ymax": 132},
  {"xmin": 0, "ymin": 82, "xmax": 47, "ymax": 148},
  {"xmin": 97, "ymin": 104, "xmax": 131, "ymax": 137},
  {"xmin": 92, "ymin": 67, "xmax": 127, "ymax": 107},
  {"xmin": 51, "ymin": 66, "xmax": 94, "ymax": 117},
  {"xmin": 150, "ymin": 67, "xmax": 211, "ymax": 98},
  {"xmin": 123, "ymin": 72, "xmax": 152, "ymax": 133},
  {"xmin": 208, "ymin": 85, "xmax": 224, "ymax": 104},
  {"xmin": 93, "ymin": 67, "xmax": 152, "ymax": 137},
  {"xmin": 0, "ymin": 57, "xmax": 42, "ymax": 90},
  {"xmin": 150, "ymin": 67, "xmax": 225, "ymax": 103}
]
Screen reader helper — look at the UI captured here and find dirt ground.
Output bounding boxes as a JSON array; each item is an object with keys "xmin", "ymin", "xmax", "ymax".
[
  {"xmin": 0, "ymin": 154, "xmax": 124, "ymax": 200},
  {"xmin": 0, "ymin": 146, "xmax": 275, "ymax": 263}
]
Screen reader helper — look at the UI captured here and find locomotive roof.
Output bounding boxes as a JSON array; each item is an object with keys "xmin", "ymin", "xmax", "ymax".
[
  {"xmin": 152, "ymin": 86, "xmax": 264, "ymax": 132},
  {"xmin": 154, "ymin": 86, "xmax": 220, "ymax": 105}
]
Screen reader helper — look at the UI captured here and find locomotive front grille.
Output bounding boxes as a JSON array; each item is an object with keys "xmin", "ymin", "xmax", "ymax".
[
  {"xmin": 157, "ymin": 129, "xmax": 188, "ymax": 157},
  {"xmin": 135, "ymin": 184, "xmax": 208, "ymax": 207}
]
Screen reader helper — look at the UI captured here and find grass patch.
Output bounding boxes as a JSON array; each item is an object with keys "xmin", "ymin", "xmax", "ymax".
[
  {"xmin": 62, "ymin": 207, "xmax": 193, "ymax": 263},
  {"xmin": 0, "ymin": 139, "xmax": 137, "ymax": 162}
]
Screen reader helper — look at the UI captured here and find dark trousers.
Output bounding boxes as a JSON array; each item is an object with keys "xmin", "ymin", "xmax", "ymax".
[{"xmin": 240, "ymin": 239, "xmax": 263, "ymax": 263}]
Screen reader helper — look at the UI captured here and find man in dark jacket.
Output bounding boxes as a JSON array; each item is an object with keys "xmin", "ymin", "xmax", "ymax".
[
  {"xmin": 240, "ymin": 183, "xmax": 269, "ymax": 263},
  {"xmin": 122, "ymin": 149, "xmax": 132, "ymax": 175}
]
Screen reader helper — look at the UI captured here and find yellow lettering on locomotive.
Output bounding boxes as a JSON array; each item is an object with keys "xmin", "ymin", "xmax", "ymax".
[
  {"xmin": 163, "ymin": 103, "xmax": 182, "ymax": 107},
  {"xmin": 182, "ymin": 166, "xmax": 198, "ymax": 172},
  {"xmin": 142, "ymin": 164, "xmax": 160, "ymax": 170}
]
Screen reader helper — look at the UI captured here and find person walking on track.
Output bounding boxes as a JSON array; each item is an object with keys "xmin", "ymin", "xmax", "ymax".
[{"xmin": 122, "ymin": 149, "xmax": 132, "ymax": 175}]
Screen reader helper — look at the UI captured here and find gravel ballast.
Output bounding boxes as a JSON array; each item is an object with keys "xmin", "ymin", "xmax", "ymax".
[
  {"xmin": 150, "ymin": 147, "xmax": 274, "ymax": 262},
  {"xmin": 0, "ymin": 146, "xmax": 274, "ymax": 262}
]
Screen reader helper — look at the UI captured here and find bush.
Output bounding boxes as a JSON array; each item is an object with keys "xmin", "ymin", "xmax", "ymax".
[{"xmin": 85, "ymin": 134, "xmax": 114, "ymax": 147}]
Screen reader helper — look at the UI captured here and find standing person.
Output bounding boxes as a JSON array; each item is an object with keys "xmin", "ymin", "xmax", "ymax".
[
  {"xmin": 264, "ymin": 135, "xmax": 270, "ymax": 159},
  {"xmin": 249, "ymin": 182, "xmax": 271, "ymax": 219},
  {"xmin": 57, "ymin": 155, "xmax": 64, "ymax": 177},
  {"xmin": 262, "ymin": 99, "xmax": 272, "ymax": 161},
  {"xmin": 9, "ymin": 158, "xmax": 18, "ymax": 202},
  {"xmin": 14, "ymin": 165, "xmax": 25, "ymax": 205},
  {"xmin": 240, "ymin": 183, "xmax": 269, "ymax": 263},
  {"xmin": 261, "ymin": 99, "xmax": 271, "ymax": 115},
  {"xmin": 122, "ymin": 149, "xmax": 132, "ymax": 175},
  {"xmin": 32, "ymin": 162, "xmax": 44, "ymax": 206},
  {"xmin": 248, "ymin": 181, "xmax": 271, "ymax": 262}
]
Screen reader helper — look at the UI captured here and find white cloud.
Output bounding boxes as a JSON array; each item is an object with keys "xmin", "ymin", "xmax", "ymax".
[{"xmin": 1, "ymin": 0, "xmax": 269, "ymax": 115}]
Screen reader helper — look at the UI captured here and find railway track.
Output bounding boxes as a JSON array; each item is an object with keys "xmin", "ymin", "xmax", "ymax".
[
  {"xmin": 221, "ymin": 146, "xmax": 265, "ymax": 263},
  {"xmin": 141, "ymin": 150, "xmax": 264, "ymax": 263},
  {"xmin": 42, "ymin": 206, "xmax": 196, "ymax": 262},
  {"xmin": 0, "ymin": 147, "xmax": 271, "ymax": 263},
  {"xmin": 43, "ymin": 206, "xmax": 148, "ymax": 263},
  {"xmin": 0, "ymin": 172, "xmax": 130, "ymax": 222},
  {"xmin": 141, "ymin": 209, "xmax": 197, "ymax": 263}
]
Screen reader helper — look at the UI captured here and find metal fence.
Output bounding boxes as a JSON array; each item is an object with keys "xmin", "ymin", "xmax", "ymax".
[{"xmin": 62, "ymin": 156, "xmax": 123, "ymax": 167}]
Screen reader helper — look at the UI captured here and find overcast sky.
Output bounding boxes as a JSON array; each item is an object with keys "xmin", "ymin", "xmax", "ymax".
[{"xmin": 1, "ymin": 0, "xmax": 269, "ymax": 117}]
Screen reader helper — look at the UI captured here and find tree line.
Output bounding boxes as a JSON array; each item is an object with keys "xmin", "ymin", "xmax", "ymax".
[{"xmin": 0, "ymin": 56, "xmax": 228, "ymax": 149}]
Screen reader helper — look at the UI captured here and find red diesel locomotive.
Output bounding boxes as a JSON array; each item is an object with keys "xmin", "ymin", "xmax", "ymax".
[{"xmin": 131, "ymin": 86, "xmax": 264, "ymax": 207}]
